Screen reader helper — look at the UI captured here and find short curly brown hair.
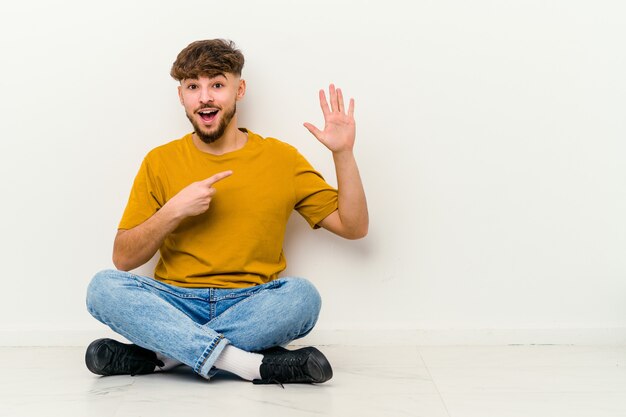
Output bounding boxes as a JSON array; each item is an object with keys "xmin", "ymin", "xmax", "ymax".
[{"xmin": 170, "ymin": 39, "xmax": 244, "ymax": 81}]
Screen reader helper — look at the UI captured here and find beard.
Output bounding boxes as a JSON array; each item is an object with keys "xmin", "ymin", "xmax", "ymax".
[{"xmin": 187, "ymin": 102, "xmax": 237, "ymax": 144}]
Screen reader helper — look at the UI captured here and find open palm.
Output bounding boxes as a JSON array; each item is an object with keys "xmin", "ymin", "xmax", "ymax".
[{"xmin": 304, "ymin": 84, "xmax": 356, "ymax": 153}]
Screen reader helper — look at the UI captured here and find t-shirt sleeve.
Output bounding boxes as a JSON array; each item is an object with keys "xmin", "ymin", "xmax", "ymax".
[
  {"xmin": 118, "ymin": 157, "xmax": 164, "ymax": 230},
  {"xmin": 293, "ymin": 151, "xmax": 338, "ymax": 229}
]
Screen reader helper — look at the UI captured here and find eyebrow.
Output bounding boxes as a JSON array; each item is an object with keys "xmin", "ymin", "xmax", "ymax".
[{"xmin": 183, "ymin": 74, "xmax": 227, "ymax": 84}]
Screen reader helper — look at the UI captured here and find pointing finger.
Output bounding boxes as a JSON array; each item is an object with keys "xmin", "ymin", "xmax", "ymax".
[{"xmin": 203, "ymin": 170, "xmax": 233, "ymax": 186}]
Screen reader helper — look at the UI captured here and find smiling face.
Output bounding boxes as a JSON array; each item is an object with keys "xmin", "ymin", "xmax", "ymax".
[{"xmin": 178, "ymin": 73, "xmax": 246, "ymax": 144}]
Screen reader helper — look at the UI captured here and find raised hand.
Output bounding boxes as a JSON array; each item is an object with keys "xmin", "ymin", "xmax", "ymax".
[
  {"xmin": 165, "ymin": 170, "xmax": 233, "ymax": 218},
  {"xmin": 304, "ymin": 84, "xmax": 356, "ymax": 153}
]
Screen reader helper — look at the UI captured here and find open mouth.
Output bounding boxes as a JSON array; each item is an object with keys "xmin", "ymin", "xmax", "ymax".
[{"xmin": 197, "ymin": 108, "xmax": 219, "ymax": 123}]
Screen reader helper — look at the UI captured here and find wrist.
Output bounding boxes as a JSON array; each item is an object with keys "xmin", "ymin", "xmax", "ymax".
[
  {"xmin": 332, "ymin": 148, "xmax": 355, "ymax": 161},
  {"xmin": 159, "ymin": 201, "xmax": 186, "ymax": 225}
]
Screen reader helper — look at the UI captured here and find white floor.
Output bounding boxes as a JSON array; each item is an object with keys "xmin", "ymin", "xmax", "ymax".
[{"xmin": 1, "ymin": 345, "xmax": 625, "ymax": 417}]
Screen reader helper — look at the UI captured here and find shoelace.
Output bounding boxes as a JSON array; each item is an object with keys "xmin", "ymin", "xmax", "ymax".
[
  {"xmin": 264, "ymin": 377, "xmax": 285, "ymax": 389},
  {"xmin": 102, "ymin": 344, "xmax": 164, "ymax": 376},
  {"xmin": 263, "ymin": 354, "xmax": 308, "ymax": 384}
]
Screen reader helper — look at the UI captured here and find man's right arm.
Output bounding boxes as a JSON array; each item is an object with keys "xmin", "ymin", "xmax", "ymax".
[
  {"xmin": 112, "ymin": 170, "xmax": 233, "ymax": 271},
  {"xmin": 113, "ymin": 203, "xmax": 184, "ymax": 271}
]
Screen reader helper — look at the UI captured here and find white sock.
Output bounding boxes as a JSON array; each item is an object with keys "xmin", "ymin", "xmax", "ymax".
[
  {"xmin": 155, "ymin": 353, "xmax": 184, "ymax": 372},
  {"xmin": 213, "ymin": 345, "xmax": 263, "ymax": 381}
]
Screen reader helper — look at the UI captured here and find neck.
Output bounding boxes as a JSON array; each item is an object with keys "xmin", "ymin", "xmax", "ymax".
[{"xmin": 192, "ymin": 120, "xmax": 247, "ymax": 155}]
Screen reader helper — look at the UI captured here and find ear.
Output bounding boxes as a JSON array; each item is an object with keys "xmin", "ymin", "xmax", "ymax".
[
  {"xmin": 236, "ymin": 79, "xmax": 246, "ymax": 101},
  {"xmin": 177, "ymin": 85, "xmax": 184, "ymax": 105}
]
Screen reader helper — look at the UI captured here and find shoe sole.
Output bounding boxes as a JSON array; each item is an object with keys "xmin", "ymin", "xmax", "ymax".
[
  {"xmin": 303, "ymin": 347, "xmax": 333, "ymax": 383},
  {"xmin": 85, "ymin": 338, "xmax": 114, "ymax": 375}
]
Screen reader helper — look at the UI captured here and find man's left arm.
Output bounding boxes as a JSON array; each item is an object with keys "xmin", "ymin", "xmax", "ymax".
[{"xmin": 304, "ymin": 84, "xmax": 369, "ymax": 240}]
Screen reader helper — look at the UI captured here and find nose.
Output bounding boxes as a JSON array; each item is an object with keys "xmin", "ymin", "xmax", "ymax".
[{"xmin": 199, "ymin": 87, "xmax": 213, "ymax": 104}]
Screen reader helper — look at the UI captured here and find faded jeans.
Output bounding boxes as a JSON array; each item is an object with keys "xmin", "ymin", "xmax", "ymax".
[{"xmin": 86, "ymin": 269, "xmax": 322, "ymax": 379}]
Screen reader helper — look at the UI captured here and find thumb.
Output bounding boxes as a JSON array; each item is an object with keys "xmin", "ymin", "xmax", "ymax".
[{"xmin": 303, "ymin": 122, "xmax": 324, "ymax": 141}]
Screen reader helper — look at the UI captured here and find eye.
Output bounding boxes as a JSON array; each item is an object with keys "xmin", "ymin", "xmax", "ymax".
[
  {"xmin": 187, "ymin": 84, "xmax": 198, "ymax": 90},
  {"xmin": 214, "ymin": 83, "xmax": 223, "ymax": 88}
]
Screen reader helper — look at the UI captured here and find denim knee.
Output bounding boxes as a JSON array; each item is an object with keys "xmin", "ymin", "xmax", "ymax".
[
  {"xmin": 279, "ymin": 278, "xmax": 322, "ymax": 335},
  {"xmin": 86, "ymin": 269, "xmax": 130, "ymax": 319},
  {"xmin": 284, "ymin": 278, "xmax": 321, "ymax": 311}
]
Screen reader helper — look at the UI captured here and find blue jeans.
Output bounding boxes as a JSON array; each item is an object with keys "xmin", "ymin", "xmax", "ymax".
[{"xmin": 86, "ymin": 269, "xmax": 322, "ymax": 379}]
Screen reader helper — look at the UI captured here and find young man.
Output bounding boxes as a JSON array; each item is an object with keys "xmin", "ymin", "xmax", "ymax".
[{"xmin": 85, "ymin": 39, "xmax": 368, "ymax": 385}]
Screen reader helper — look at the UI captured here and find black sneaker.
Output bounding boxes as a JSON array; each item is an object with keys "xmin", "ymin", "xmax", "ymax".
[
  {"xmin": 85, "ymin": 338, "xmax": 164, "ymax": 376},
  {"xmin": 253, "ymin": 346, "xmax": 333, "ymax": 385}
]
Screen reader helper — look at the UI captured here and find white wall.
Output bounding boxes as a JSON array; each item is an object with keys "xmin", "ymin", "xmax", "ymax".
[{"xmin": 1, "ymin": 0, "xmax": 625, "ymax": 346}]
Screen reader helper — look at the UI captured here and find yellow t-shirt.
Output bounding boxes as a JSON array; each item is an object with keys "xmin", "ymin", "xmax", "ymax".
[{"xmin": 118, "ymin": 129, "xmax": 338, "ymax": 288}]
